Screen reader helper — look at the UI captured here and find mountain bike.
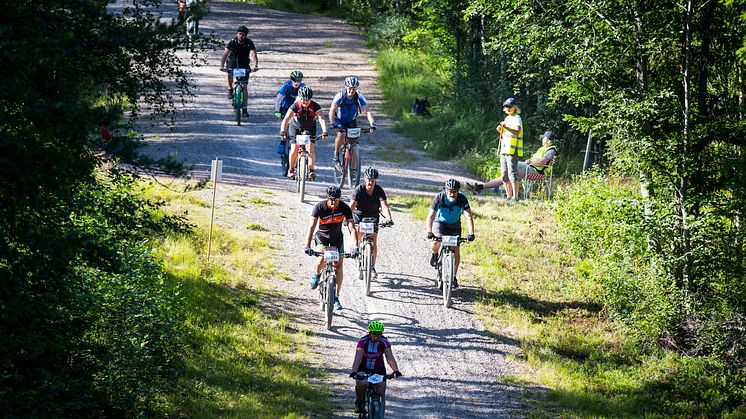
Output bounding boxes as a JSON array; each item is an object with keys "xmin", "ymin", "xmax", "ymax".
[
  {"xmin": 433, "ymin": 235, "xmax": 469, "ymax": 308},
  {"xmin": 352, "ymin": 372, "xmax": 395, "ymax": 419},
  {"xmin": 307, "ymin": 247, "xmax": 355, "ymax": 329},
  {"xmin": 221, "ymin": 67, "xmax": 252, "ymax": 126},
  {"xmin": 333, "ymin": 127, "xmax": 370, "ymax": 189},
  {"xmin": 290, "ymin": 132, "xmax": 320, "ymax": 202},
  {"xmin": 357, "ymin": 218, "xmax": 393, "ymax": 297}
]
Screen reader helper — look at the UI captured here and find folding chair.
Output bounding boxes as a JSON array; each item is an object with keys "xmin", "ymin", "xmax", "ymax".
[{"xmin": 522, "ymin": 155, "xmax": 557, "ymax": 201}]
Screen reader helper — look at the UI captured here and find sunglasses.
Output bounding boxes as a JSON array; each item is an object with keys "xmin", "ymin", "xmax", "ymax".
[
  {"xmin": 328, "ymin": 198, "xmax": 340, "ymax": 203},
  {"xmin": 370, "ymin": 332, "xmax": 382, "ymax": 337}
]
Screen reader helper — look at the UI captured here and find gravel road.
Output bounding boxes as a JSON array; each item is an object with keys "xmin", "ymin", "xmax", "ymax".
[{"xmin": 144, "ymin": 1, "xmax": 532, "ymax": 417}]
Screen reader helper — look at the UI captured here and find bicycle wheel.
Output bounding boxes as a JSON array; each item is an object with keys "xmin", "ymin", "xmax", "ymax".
[
  {"xmin": 334, "ymin": 147, "xmax": 346, "ymax": 189},
  {"xmin": 280, "ymin": 145, "xmax": 289, "ymax": 177},
  {"xmin": 347, "ymin": 145, "xmax": 361, "ymax": 189},
  {"xmin": 299, "ymin": 154, "xmax": 308, "ymax": 202},
  {"xmin": 442, "ymin": 250, "xmax": 454, "ymax": 308},
  {"xmin": 363, "ymin": 241, "xmax": 372, "ymax": 296},
  {"xmin": 368, "ymin": 397, "xmax": 383, "ymax": 419},
  {"xmin": 234, "ymin": 89, "xmax": 242, "ymax": 126},
  {"xmin": 326, "ymin": 275, "xmax": 335, "ymax": 329}
]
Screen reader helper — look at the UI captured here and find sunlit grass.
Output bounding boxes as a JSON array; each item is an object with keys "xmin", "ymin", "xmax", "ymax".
[
  {"xmin": 142, "ymin": 180, "xmax": 332, "ymax": 417},
  {"xmin": 390, "ymin": 194, "xmax": 736, "ymax": 417}
]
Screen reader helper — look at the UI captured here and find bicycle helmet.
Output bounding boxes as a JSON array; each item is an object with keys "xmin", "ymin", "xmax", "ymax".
[
  {"xmin": 290, "ymin": 70, "xmax": 303, "ymax": 82},
  {"xmin": 344, "ymin": 76, "xmax": 360, "ymax": 88},
  {"xmin": 326, "ymin": 185, "xmax": 342, "ymax": 199},
  {"xmin": 237, "ymin": 25, "xmax": 249, "ymax": 34},
  {"xmin": 364, "ymin": 167, "xmax": 379, "ymax": 180},
  {"xmin": 367, "ymin": 321, "xmax": 384, "ymax": 333},
  {"xmin": 298, "ymin": 86, "xmax": 313, "ymax": 100},
  {"xmin": 445, "ymin": 179, "xmax": 461, "ymax": 190},
  {"xmin": 503, "ymin": 97, "xmax": 518, "ymax": 108}
]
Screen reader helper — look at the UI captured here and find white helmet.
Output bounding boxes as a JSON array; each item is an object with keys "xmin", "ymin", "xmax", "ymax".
[{"xmin": 344, "ymin": 76, "xmax": 359, "ymax": 88}]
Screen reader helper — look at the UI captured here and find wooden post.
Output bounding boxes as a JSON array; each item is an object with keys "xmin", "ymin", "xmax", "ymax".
[{"xmin": 207, "ymin": 157, "xmax": 222, "ymax": 262}]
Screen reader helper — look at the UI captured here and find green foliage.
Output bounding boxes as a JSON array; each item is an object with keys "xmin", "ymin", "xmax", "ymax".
[{"xmin": 366, "ymin": 13, "xmax": 412, "ymax": 48}]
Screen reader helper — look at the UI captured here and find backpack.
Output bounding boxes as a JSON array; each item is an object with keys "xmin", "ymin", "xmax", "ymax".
[{"xmin": 336, "ymin": 89, "xmax": 361, "ymax": 111}]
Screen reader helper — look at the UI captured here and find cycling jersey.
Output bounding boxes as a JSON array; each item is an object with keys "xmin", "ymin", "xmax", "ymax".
[
  {"xmin": 291, "ymin": 100, "xmax": 321, "ymax": 131},
  {"xmin": 332, "ymin": 90, "xmax": 368, "ymax": 123},
  {"xmin": 355, "ymin": 335, "xmax": 391, "ymax": 374},
  {"xmin": 277, "ymin": 80, "xmax": 304, "ymax": 111},
  {"xmin": 311, "ymin": 200, "xmax": 353, "ymax": 244},
  {"xmin": 225, "ymin": 37, "xmax": 256, "ymax": 69},
  {"xmin": 351, "ymin": 184, "xmax": 386, "ymax": 219},
  {"xmin": 430, "ymin": 191, "xmax": 470, "ymax": 225}
]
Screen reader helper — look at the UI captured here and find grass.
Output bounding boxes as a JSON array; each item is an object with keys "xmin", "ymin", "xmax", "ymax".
[
  {"xmin": 373, "ymin": 141, "xmax": 416, "ymax": 164},
  {"xmin": 388, "ymin": 194, "xmax": 744, "ymax": 417},
  {"xmin": 230, "ymin": 0, "xmax": 343, "ymax": 17},
  {"xmin": 141, "ymin": 180, "xmax": 331, "ymax": 418}
]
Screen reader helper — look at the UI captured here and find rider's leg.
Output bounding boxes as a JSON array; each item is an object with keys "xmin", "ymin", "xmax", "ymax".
[
  {"xmin": 334, "ymin": 131, "xmax": 344, "ymax": 160},
  {"xmin": 430, "ymin": 240, "xmax": 441, "ymax": 254},
  {"xmin": 227, "ymin": 73, "xmax": 233, "ymax": 92},
  {"xmin": 334, "ymin": 260, "xmax": 344, "ymax": 297},
  {"xmin": 379, "ymin": 382, "xmax": 388, "ymax": 414},
  {"xmin": 355, "ymin": 379, "xmax": 367, "ymax": 403},
  {"xmin": 308, "ymin": 142, "xmax": 316, "ymax": 171},
  {"xmin": 371, "ymin": 233, "xmax": 379, "ymax": 266},
  {"xmin": 454, "ymin": 246, "xmax": 461, "ymax": 274},
  {"xmin": 288, "ymin": 144, "xmax": 299, "ymax": 172},
  {"xmin": 241, "ymin": 83, "xmax": 248, "ymax": 109},
  {"xmin": 315, "ymin": 256, "xmax": 324, "ymax": 276}
]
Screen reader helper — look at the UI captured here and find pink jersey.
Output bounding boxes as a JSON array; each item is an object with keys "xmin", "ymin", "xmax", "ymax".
[{"xmin": 356, "ymin": 335, "xmax": 391, "ymax": 372}]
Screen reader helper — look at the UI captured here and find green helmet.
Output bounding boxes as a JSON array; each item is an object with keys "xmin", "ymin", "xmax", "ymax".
[{"xmin": 367, "ymin": 321, "xmax": 384, "ymax": 333}]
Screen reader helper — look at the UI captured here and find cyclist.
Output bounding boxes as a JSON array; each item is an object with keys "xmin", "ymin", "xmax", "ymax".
[
  {"xmin": 349, "ymin": 167, "xmax": 394, "ymax": 278},
  {"xmin": 219, "ymin": 25, "xmax": 258, "ymax": 118},
  {"xmin": 349, "ymin": 321, "xmax": 402, "ymax": 414},
  {"xmin": 304, "ymin": 186, "xmax": 357, "ymax": 311},
  {"xmin": 280, "ymin": 86, "xmax": 328, "ymax": 180},
  {"xmin": 425, "ymin": 179, "xmax": 475, "ymax": 288},
  {"xmin": 274, "ymin": 70, "xmax": 304, "ymax": 119},
  {"xmin": 328, "ymin": 76, "xmax": 376, "ymax": 167}
]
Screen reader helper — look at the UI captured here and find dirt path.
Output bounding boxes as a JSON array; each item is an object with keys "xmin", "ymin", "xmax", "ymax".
[{"xmin": 144, "ymin": 2, "xmax": 531, "ymax": 417}]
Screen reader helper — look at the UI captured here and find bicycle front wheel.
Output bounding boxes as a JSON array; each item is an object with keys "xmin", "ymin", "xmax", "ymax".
[
  {"xmin": 326, "ymin": 275, "xmax": 335, "ymax": 329},
  {"xmin": 234, "ymin": 90, "xmax": 242, "ymax": 126},
  {"xmin": 348, "ymin": 145, "xmax": 361, "ymax": 189},
  {"xmin": 368, "ymin": 397, "xmax": 383, "ymax": 419},
  {"xmin": 299, "ymin": 154, "xmax": 308, "ymax": 202},
  {"xmin": 442, "ymin": 250, "xmax": 454, "ymax": 308},
  {"xmin": 363, "ymin": 242, "xmax": 372, "ymax": 296}
]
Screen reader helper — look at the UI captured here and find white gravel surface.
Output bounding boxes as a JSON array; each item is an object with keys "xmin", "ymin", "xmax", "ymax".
[{"xmin": 143, "ymin": 1, "xmax": 533, "ymax": 417}]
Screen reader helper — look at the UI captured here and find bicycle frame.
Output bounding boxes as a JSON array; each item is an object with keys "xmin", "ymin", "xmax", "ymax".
[
  {"xmin": 334, "ymin": 127, "xmax": 370, "ymax": 189},
  {"xmin": 308, "ymin": 247, "xmax": 354, "ymax": 329},
  {"xmin": 223, "ymin": 67, "xmax": 250, "ymax": 125},
  {"xmin": 353, "ymin": 372, "xmax": 395, "ymax": 419},
  {"xmin": 433, "ymin": 236, "xmax": 468, "ymax": 308},
  {"xmin": 292, "ymin": 133, "xmax": 319, "ymax": 202},
  {"xmin": 357, "ymin": 218, "xmax": 391, "ymax": 297}
]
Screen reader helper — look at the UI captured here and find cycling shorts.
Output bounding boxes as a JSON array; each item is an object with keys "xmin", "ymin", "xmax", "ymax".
[
  {"xmin": 334, "ymin": 118, "xmax": 357, "ymax": 129},
  {"xmin": 433, "ymin": 221, "xmax": 461, "ymax": 241},
  {"xmin": 313, "ymin": 235, "xmax": 343, "ymax": 253},
  {"xmin": 289, "ymin": 125, "xmax": 317, "ymax": 145},
  {"xmin": 353, "ymin": 214, "xmax": 380, "ymax": 232}
]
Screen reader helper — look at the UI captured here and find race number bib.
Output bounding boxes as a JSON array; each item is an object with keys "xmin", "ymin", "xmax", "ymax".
[
  {"xmin": 360, "ymin": 222, "xmax": 375, "ymax": 234},
  {"xmin": 323, "ymin": 247, "xmax": 340, "ymax": 262},
  {"xmin": 442, "ymin": 235, "xmax": 459, "ymax": 247},
  {"xmin": 347, "ymin": 128, "xmax": 361, "ymax": 139},
  {"xmin": 368, "ymin": 374, "xmax": 384, "ymax": 384},
  {"xmin": 232, "ymin": 68, "xmax": 247, "ymax": 78},
  {"xmin": 295, "ymin": 134, "xmax": 311, "ymax": 145}
]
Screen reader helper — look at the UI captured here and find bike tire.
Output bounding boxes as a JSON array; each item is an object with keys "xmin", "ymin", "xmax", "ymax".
[
  {"xmin": 299, "ymin": 155, "xmax": 307, "ymax": 202},
  {"xmin": 234, "ymin": 91, "xmax": 242, "ymax": 126},
  {"xmin": 368, "ymin": 397, "xmax": 383, "ymax": 419},
  {"xmin": 326, "ymin": 275, "xmax": 335, "ymax": 329},
  {"xmin": 280, "ymin": 147, "xmax": 289, "ymax": 177},
  {"xmin": 334, "ymin": 151, "xmax": 346, "ymax": 189},
  {"xmin": 443, "ymin": 251, "xmax": 454, "ymax": 308},
  {"xmin": 348, "ymin": 145, "xmax": 361, "ymax": 189},
  {"xmin": 318, "ymin": 275, "xmax": 325, "ymax": 312},
  {"xmin": 363, "ymin": 242, "xmax": 372, "ymax": 296}
]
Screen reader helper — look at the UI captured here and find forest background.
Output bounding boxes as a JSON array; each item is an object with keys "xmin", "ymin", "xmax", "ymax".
[{"xmin": 1, "ymin": 0, "xmax": 744, "ymax": 416}]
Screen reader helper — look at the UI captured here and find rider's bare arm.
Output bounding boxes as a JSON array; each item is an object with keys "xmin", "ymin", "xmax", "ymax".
[
  {"xmin": 220, "ymin": 48, "xmax": 230, "ymax": 69},
  {"xmin": 280, "ymin": 109, "xmax": 295, "ymax": 134},
  {"xmin": 329, "ymin": 102, "xmax": 338, "ymax": 125},
  {"xmin": 250, "ymin": 49, "xmax": 258, "ymax": 70},
  {"xmin": 383, "ymin": 347, "xmax": 399, "ymax": 372},
  {"xmin": 425, "ymin": 208, "xmax": 436, "ymax": 233},
  {"xmin": 362, "ymin": 105, "xmax": 375, "ymax": 127},
  {"xmin": 349, "ymin": 200, "xmax": 358, "ymax": 213},
  {"xmin": 346, "ymin": 219, "xmax": 356, "ymax": 239},
  {"xmin": 274, "ymin": 93, "xmax": 283, "ymax": 113},
  {"xmin": 351, "ymin": 347, "xmax": 364, "ymax": 372},
  {"xmin": 464, "ymin": 209, "xmax": 474, "ymax": 236},
  {"xmin": 305, "ymin": 216, "xmax": 318, "ymax": 247},
  {"xmin": 381, "ymin": 200, "xmax": 393, "ymax": 222},
  {"xmin": 316, "ymin": 110, "xmax": 328, "ymax": 133}
]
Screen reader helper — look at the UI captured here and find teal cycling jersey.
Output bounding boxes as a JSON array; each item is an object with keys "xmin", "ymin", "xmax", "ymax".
[{"xmin": 430, "ymin": 191, "xmax": 470, "ymax": 225}]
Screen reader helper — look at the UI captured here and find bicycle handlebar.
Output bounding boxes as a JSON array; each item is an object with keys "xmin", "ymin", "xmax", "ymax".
[
  {"xmin": 220, "ymin": 67, "xmax": 259, "ymax": 73},
  {"xmin": 352, "ymin": 372, "xmax": 396, "ymax": 380},
  {"xmin": 306, "ymin": 250, "xmax": 357, "ymax": 258},
  {"xmin": 432, "ymin": 236, "xmax": 470, "ymax": 244},
  {"xmin": 334, "ymin": 127, "xmax": 373, "ymax": 134}
]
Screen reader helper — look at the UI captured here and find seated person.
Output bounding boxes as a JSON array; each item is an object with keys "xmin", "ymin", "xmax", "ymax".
[{"xmin": 467, "ymin": 130, "xmax": 557, "ymax": 195}]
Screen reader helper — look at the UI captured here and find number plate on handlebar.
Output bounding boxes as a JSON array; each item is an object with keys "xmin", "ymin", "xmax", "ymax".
[
  {"xmin": 323, "ymin": 249, "xmax": 340, "ymax": 262},
  {"xmin": 295, "ymin": 134, "xmax": 311, "ymax": 145},
  {"xmin": 232, "ymin": 68, "xmax": 247, "ymax": 77},
  {"xmin": 442, "ymin": 235, "xmax": 459, "ymax": 247},
  {"xmin": 346, "ymin": 128, "xmax": 362, "ymax": 139},
  {"xmin": 360, "ymin": 222, "xmax": 375, "ymax": 234},
  {"xmin": 367, "ymin": 374, "xmax": 384, "ymax": 384}
]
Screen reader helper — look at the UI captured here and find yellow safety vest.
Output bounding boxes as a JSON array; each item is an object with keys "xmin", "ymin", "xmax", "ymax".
[
  {"xmin": 530, "ymin": 145, "xmax": 557, "ymax": 174},
  {"xmin": 499, "ymin": 121, "xmax": 523, "ymax": 157}
]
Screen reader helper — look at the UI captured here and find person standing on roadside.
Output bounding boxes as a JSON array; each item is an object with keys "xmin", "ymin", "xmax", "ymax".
[
  {"xmin": 219, "ymin": 25, "xmax": 258, "ymax": 118},
  {"xmin": 497, "ymin": 97, "xmax": 523, "ymax": 202}
]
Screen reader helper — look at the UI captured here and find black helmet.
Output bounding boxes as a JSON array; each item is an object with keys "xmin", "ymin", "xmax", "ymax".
[
  {"xmin": 237, "ymin": 26, "xmax": 249, "ymax": 34},
  {"xmin": 541, "ymin": 130, "xmax": 556, "ymax": 141},
  {"xmin": 290, "ymin": 70, "xmax": 303, "ymax": 82},
  {"xmin": 298, "ymin": 86, "xmax": 313, "ymax": 100},
  {"xmin": 326, "ymin": 186, "xmax": 342, "ymax": 199},
  {"xmin": 445, "ymin": 179, "xmax": 461, "ymax": 190},
  {"xmin": 502, "ymin": 97, "xmax": 518, "ymax": 108},
  {"xmin": 364, "ymin": 167, "xmax": 379, "ymax": 180}
]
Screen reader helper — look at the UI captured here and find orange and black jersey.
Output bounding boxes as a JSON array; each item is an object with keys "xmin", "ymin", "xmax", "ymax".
[{"xmin": 311, "ymin": 200, "xmax": 353, "ymax": 242}]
